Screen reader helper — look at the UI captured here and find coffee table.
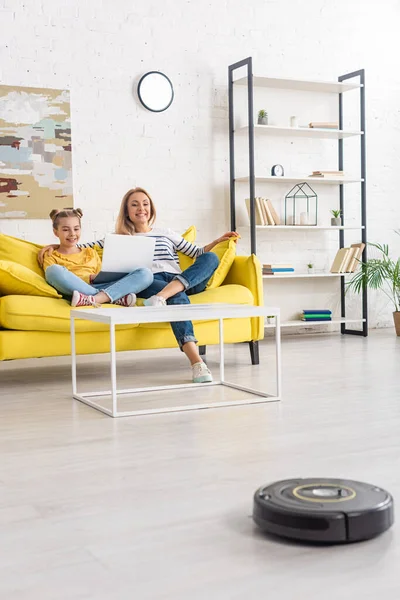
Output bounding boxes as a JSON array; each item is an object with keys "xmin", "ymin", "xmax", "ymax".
[{"xmin": 70, "ymin": 303, "xmax": 281, "ymax": 417}]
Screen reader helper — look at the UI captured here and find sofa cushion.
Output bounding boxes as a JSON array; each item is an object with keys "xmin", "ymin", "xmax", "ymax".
[
  {"xmin": 206, "ymin": 238, "xmax": 237, "ymax": 289},
  {"xmin": 177, "ymin": 225, "xmax": 196, "ymax": 271},
  {"xmin": 0, "ymin": 260, "xmax": 62, "ymax": 299},
  {"xmin": 0, "ymin": 296, "xmax": 139, "ymax": 333},
  {"xmin": 0, "ymin": 233, "xmax": 45, "ymax": 277},
  {"xmin": 138, "ymin": 283, "xmax": 254, "ymax": 329}
]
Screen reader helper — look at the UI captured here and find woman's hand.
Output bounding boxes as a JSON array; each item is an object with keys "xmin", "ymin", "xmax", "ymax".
[
  {"xmin": 37, "ymin": 244, "xmax": 59, "ymax": 267},
  {"xmin": 204, "ymin": 232, "xmax": 240, "ymax": 253}
]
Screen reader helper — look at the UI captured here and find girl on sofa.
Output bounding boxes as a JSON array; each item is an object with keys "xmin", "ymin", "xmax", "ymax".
[
  {"xmin": 39, "ymin": 192, "xmax": 238, "ymax": 383},
  {"xmin": 43, "ymin": 207, "xmax": 153, "ymax": 307}
]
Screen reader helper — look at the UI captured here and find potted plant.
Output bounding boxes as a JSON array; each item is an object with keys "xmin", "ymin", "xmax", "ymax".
[
  {"xmin": 346, "ymin": 234, "xmax": 400, "ymax": 335},
  {"xmin": 258, "ymin": 109, "xmax": 268, "ymax": 125},
  {"xmin": 330, "ymin": 209, "xmax": 342, "ymax": 226},
  {"xmin": 267, "ymin": 315, "xmax": 275, "ymax": 324},
  {"xmin": 307, "ymin": 262, "xmax": 314, "ymax": 274}
]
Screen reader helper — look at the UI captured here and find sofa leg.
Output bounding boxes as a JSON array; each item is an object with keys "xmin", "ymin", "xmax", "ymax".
[
  {"xmin": 248, "ymin": 341, "xmax": 259, "ymax": 365},
  {"xmin": 199, "ymin": 345, "xmax": 206, "ymax": 356}
]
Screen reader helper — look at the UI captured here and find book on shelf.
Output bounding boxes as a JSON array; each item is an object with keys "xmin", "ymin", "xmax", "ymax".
[
  {"xmin": 330, "ymin": 244, "xmax": 365, "ymax": 273},
  {"xmin": 330, "ymin": 248, "xmax": 350, "ymax": 273},
  {"xmin": 301, "ymin": 310, "xmax": 332, "ymax": 321},
  {"xmin": 245, "ymin": 197, "xmax": 280, "ymax": 226},
  {"xmin": 265, "ymin": 199, "xmax": 281, "ymax": 225},
  {"xmin": 263, "ymin": 264, "xmax": 294, "ymax": 275},
  {"xmin": 245, "ymin": 198, "xmax": 263, "ymax": 225},
  {"xmin": 263, "ymin": 199, "xmax": 275, "ymax": 225},
  {"xmin": 347, "ymin": 242, "xmax": 365, "ymax": 272},
  {"xmin": 301, "ymin": 316, "xmax": 332, "ymax": 321},
  {"xmin": 309, "ymin": 170, "xmax": 345, "ymax": 178},
  {"xmin": 308, "ymin": 122, "xmax": 339, "ymax": 129}
]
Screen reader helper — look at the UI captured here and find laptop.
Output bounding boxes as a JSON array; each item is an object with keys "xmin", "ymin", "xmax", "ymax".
[{"xmin": 92, "ymin": 234, "xmax": 155, "ymax": 284}]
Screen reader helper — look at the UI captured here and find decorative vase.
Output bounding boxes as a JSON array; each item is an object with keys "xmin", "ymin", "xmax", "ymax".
[
  {"xmin": 331, "ymin": 217, "xmax": 341, "ymax": 226},
  {"xmin": 258, "ymin": 116, "xmax": 268, "ymax": 125},
  {"xmin": 394, "ymin": 312, "xmax": 400, "ymax": 336}
]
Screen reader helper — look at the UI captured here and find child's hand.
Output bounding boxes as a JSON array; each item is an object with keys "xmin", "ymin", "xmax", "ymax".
[{"xmin": 37, "ymin": 244, "xmax": 58, "ymax": 267}]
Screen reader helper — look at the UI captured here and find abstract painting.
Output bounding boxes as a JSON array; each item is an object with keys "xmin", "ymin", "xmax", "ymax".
[{"xmin": 0, "ymin": 84, "xmax": 72, "ymax": 219}]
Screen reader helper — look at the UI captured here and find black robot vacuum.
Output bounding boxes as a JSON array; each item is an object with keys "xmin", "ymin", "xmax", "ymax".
[{"xmin": 253, "ymin": 478, "xmax": 394, "ymax": 543}]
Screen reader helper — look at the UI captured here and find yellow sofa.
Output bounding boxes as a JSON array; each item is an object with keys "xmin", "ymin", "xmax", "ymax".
[{"xmin": 0, "ymin": 231, "xmax": 264, "ymax": 363}]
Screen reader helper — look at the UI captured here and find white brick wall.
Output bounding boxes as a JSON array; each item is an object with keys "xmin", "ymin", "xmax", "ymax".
[{"xmin": 1, "ymin": 0, "xmax": 399, "ymax": 328}]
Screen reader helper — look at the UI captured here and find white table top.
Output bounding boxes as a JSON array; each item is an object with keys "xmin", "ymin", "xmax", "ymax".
[{"xmin": 70, "ymin": 303, "xmax": 280, "ymax": 325}]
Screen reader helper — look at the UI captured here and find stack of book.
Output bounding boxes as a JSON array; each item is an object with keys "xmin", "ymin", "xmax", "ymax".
[
  {"xmin": 308, "ymin": 122, "xmax": 339, "ymax": 129},
  {"xmin": 330, "ymin": 243, "xmax": 365, "ymax": 273},
  {"xmin": 301, "ymin": 310, "xmax": 332, "ymax": 322},
  {"xmin": 263, "ymin": 264, "xmax": 295, "ymax": 275},
  {"xmin": 309, "ymin": 170, "xmax": 344, "ymax": 178},
  {"xmin": 245, "ymin": 197, "xmax": 281, "ymax": 225}
]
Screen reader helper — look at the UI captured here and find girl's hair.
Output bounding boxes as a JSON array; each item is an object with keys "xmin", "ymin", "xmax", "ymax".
[
  {"xmin": 50, "ymin": 207, "xmax": 83, "ymax": 229},
  {"xmin": 115, "ymin": 187, "xmax": 156, "ymax": 235}
]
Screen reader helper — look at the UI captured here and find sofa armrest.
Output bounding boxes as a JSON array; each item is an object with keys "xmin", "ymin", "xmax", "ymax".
[{"xmin": 223, "ymin": 254, "xmax": 264, "ymax": 341}]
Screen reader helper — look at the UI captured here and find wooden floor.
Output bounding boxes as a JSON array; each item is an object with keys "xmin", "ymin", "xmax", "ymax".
[{"xmin": 0, "ymin": 329, "xmax": 399, "ymax": 599}]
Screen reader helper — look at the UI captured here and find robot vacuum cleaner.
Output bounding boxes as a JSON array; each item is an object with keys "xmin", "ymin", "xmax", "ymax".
[{"xmin": 253, "ymin": 478, "xmax": 394, "ymax": 543}]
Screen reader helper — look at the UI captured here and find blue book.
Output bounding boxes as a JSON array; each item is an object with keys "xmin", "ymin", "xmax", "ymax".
[
  {"xmin": 271, "ymin": 268, "xmax": 295, "ymax": 272},
  {"xmin": 303, "ymin": 310, "xmax": 332, "ymax": 315}
]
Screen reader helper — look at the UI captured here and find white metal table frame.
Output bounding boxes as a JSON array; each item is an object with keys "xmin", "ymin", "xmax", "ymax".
[{"xmin": 70, "ymin": 304, "xmax": 281, "ymax": 418}]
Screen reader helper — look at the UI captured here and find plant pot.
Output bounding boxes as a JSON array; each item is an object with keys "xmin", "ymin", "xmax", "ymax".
[
  {"xmin": 307, "ymin": 267, "xmax": 314, "ymax": 274},
  {"xmin": 394, "ymin": 312, "xmax": 400, "ymax": 336},
  {"xmin": 331, "ymin": 217, "xmax": 341, "ymax": 226},
  {"xmin": 267, "ymin": 316, "xmax": 275, "ymax": 324},
  {"xmin": 258, "ymin": 116, "xmax": 268, "ymax": 125}
]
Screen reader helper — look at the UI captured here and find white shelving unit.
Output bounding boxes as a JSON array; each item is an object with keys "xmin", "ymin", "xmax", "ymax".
[
  {"xmin": 253, "ymin": 225, "xmax": 365, "ymax": 230},
  {"xmin": 236, "ymin": 124, "xmax": 363, "ymax": 139},
  {"xmin": 228, "ymin": 58, "xmax": 367, "ymax": 340},
  {"xmin": 233, "ymin": 75, "xmax": 362, "ymax": 94},
  {"xmin": 265, "ymin": 318, "xmax": 366, "ymax": 329},
  {"xmin": 235, "ymin": 175, "xmax": 364, "ymax": 185},
  {"xmin": 263, "ymin": 273, "xmax": 344, "ymax": 279}
]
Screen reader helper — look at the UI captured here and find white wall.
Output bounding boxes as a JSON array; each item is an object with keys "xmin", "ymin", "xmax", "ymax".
[{"xmin": 1, "ymin": 0, "xmax": 399, "ymax": 328}]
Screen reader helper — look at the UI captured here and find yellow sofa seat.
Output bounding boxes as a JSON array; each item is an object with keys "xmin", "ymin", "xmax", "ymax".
[{"xmin": 0, "ymin": 296, "xmax": 139, "ymax": 333}]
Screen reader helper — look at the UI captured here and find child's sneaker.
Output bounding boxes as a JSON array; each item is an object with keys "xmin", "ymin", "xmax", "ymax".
[
  {"xmin": 144, "ymin": 295, "xmax": 167, "ymax": 307},
  {"xmin": 114, "ymin": 293, "xmax": 136, "ymax": 307},
  {"xmin": 192, "ymin": 361, "xmax": 213, "ymax": 383},
  {"xmin": 71, "ymin": 291, "xmax": 98, "ymax": 307}
]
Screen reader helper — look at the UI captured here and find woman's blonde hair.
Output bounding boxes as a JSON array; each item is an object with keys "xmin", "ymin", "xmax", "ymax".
[
  {"xmin": 115, "ymin": 187, "xmax": 156, "ymax": 235},
  {"xmin": 50, "ymin": 207, "xmax": 83, "ymax": 229}
]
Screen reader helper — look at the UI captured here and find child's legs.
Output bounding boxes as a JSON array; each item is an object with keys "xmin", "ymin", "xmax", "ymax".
[
  {"xmin": 99, "ymin": 268, "xmax": 153, "ymax": 302},
  {"xmin": 45, "ymin": 265, "xmax": 97, "ymax": 298}
]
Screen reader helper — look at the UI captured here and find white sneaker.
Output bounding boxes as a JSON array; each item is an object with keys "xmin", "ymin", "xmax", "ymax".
[
  {"xmin": 144, "ymin": 295, "xmax": 167, "ymax": 307},
  {"xmin": 192, "ymin": 361, "xmax": 213, "ymax": 383}
]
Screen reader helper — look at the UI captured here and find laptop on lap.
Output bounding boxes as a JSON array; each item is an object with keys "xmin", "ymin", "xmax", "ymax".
[{"xmin": 92, "ymin": 234, "xmax": 155, "ymax": 284}]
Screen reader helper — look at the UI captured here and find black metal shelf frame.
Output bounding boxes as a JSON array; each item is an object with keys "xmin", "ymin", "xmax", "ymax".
[{"xmin": 228, "ymin": 57, "xmax": 367, "ymax": 337}]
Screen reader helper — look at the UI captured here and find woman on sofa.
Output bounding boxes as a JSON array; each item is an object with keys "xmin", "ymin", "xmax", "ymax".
[
  {"xmin": 39, "ymin": 190, "xmax": 239, "ymax": 383},
  {"xmin": 43, "ymin": 207, "xmax": 153, "ymax": 308}
]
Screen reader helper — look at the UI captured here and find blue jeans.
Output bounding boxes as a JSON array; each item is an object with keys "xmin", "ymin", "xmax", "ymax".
[
  {"xmin": 45, "ymin": 264, "xmax": 153, "ymax": 303},
  {"xmin": 140, "ymin": 252, "xmax": 219, "ymax": 348}
]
